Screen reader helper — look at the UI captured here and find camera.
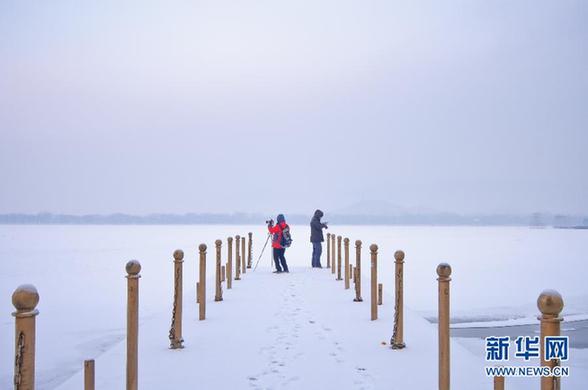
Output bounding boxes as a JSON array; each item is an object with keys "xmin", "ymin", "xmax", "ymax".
[{"xmin": 265, "ymin": 219, "xmax": 273, "ymax": 225}]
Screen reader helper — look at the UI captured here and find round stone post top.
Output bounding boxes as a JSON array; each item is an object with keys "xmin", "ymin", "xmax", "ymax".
[
  {"xmin": 248, "ymin": 232, "xmax": 252, "ymax": 237},
  {"xmin": 12, "ymin": 284, "xmax": 39, "ymax": 312},
  {"xmin": 344, "ymin": 237, "xmax": 349, "ymax": 244},
  {"xmin": 228, "ymin": 236, "xmax": 233, "ymax": 242},
  {"xmin": 537, "ymin": 289, "xmax": 564, "ymax": 316},
  {"xmin": 126, "ymin": 260, "xmax": 142, "ymax": 275},
  {"xmin": 394, "ymin": 250, "xmax": 405, "ymax": 261},
  {"xmin": 327, "ymin": 232, "xmax": 331, "ymax": 237},
  {"xmin": 173, "ymin": 249, "xmax": 184, "ymax": 260},
  {"xmin": 436, "ymin": 263, "xmax": 452, "ymax": 278},
  {"xmin": 236, "ymin": 235, "xmax": 240, "ymax": 239},
  {"xmin": 355, "ymin": 239, "xmax": 362, "ymax": 246},
  {"xmin": 215, "ymin": 239, "xmax": 222, "ymax": 247},
  {"xmin": 369, "ymin": 244, "xmax": 378, "ymax": 252},
  {"xmin": 199, "ymin": 243, "xmax": 207, "ymax": 252},
  {"xmin": 337, "ymin": 235, "xmax": 342, "ymax": 241}
]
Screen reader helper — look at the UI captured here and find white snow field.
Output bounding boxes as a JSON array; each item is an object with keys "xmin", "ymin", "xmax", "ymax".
[{"xmin": 1, "ymin": 225, "xmax": 587, "ymax": 389}]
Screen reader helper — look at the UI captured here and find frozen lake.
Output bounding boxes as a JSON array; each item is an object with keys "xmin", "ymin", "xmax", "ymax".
[{"xmin": 1, "ymin": 224, "xmax": 587, "ymax": 389}]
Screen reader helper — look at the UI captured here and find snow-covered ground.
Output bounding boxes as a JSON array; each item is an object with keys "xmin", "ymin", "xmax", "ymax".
[
  {"xmin": 55, "ymin": 266, "xmax": 495, "ymax": 389},
  {"xmin": 1, "ymin": 225, "xmax": 587, "ymax": 388}
]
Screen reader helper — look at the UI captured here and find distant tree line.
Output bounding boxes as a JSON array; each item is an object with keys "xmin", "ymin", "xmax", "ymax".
[{"xmin": 1, "ymin": 212, "xmax": 586, "ymax": 226}]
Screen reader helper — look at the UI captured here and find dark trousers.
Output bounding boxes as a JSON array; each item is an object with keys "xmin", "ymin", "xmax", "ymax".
[
  {"xmin": 273, "ymin": 248, "xmax": 288, "ymax": 272},
  {"xmin": 312, "ymin": 242, "xmax": 322, "ymax": 267}
]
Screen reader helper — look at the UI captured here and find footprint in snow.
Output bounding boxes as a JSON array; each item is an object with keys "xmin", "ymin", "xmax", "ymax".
[{"xmin": 282, "ymin": 376, "xmax": 300, "ymax": 386}]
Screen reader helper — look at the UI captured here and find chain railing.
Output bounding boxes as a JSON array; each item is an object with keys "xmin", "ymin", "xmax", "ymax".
[
  {"xmin": 390, "ymin": 276, "xmax": 401, "ymax": 347},
  {"xmin": 14, "ymin": 331, "xmax": 25, "ymax": 389},
  {"xmin": 168, "ymin": 263, "xmax": 181, "ymax": 347}
]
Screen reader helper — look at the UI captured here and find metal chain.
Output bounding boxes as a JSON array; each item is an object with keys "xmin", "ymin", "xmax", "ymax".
[
  {"xmin": 168, "ymin": 264, "xmax": 180, "ymax": 346},
  {"xmin": 248, "ymin": 238, "xmax": 252, "ymax": 268},
  {"xmin": 353, "ymin": 267, "xmax": 358, "ymax": 297},
  {"xmin": 553, "ymin": 359, "xmax": 561, "ymax": 390},
  {"xmin": 390, "ymin": 268, "xmax": 401, "ymax": 347},
  {"xmin": 14, "ymin": 331, "xmax": 25, "ymax": 389}
]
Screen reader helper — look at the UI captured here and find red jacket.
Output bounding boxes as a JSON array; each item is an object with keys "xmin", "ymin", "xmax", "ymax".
[{"xmin": 268, "ymin": 222, "xmax": 288, "ymax": 249}]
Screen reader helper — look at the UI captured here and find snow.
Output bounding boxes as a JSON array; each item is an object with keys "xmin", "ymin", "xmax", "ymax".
[
  {"xmin": 0, "ymin": 224, "xmax": 586, "ymax": 389},
  {"xmin": 55, "ymin": 267, "xmax": 495, "ymax": 390}
]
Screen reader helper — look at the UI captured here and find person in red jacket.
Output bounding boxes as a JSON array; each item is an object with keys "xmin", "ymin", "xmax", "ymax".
[{"xmin": 267, "ymin": 214, "xmax": 290, "ymax": 273}]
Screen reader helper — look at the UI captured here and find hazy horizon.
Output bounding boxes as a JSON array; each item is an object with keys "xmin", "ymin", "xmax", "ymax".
[{"xmin": 1, "ymin": 1, "xmax": 587, "ymax": 216}]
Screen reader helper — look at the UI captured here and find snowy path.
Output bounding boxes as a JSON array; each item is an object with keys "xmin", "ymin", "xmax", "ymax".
[
  {"xmin": 56, "ymin": 266, "xmax": 496, "ymax": 389},
  {"xmin": 245, "ymin": 272, "xmax": 374, "ymax": 389}
]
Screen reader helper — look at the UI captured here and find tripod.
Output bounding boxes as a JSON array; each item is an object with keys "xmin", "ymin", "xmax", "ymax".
[{"xmin": 253, "ymin": 233, "xmax": 273, "ymax": 272}]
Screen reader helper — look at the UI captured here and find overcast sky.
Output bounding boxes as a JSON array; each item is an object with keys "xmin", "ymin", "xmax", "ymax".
[{"xmin": 1, "ymin": 1, "xmax": 586, "ymax": 216}]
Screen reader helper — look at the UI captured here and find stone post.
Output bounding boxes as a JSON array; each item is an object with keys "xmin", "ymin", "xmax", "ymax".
[
  {"xmin": 538, "ymin": 290, "xmax": 564, "ymax": 390},
  {"xmin": 344, "ymin": 238, "xmax": 350, "ymax": 289},
  {"xmin": 235, "ymin": 235, "xmax": 241, "ymax": 281},
  {"xmin": 437, "ymin": 263, "xmax": 452, "ymax": 390},
  {"xmin": 12, "ymin": 284, "xmax": 39, "ymax": 390},
  {"xmin": 247, "ymin": 232, "xmax": 253, "ymax": 268},
  {"xmin": 337, "ymin": 236, "xmax": 342, "ymax": 281},
  {"xmin": 391, "ymin": 250, "xmax": 406, "ymax": 349},
  {"xmin": 241, "ymin": 236, "xmax": 246, "ymax": 274},
  {"xmin": 227, "ymin": 237, "xmax": 233, "ymax": 289},
  {"xmin": 84, "ymin": 359, "xmax": 95, "ymax": 390},
  {"xmin": 354, "ymin": 240, "xmax": 363, "ymax": 302},
  {"xmin": 326, "ymin": 233, "xmax": 331, "ymax": 269},
  {"xmin": 331, "ymin": 234, "xmax": 336, "ymax": 274},
  {"xmin": 215, "ymin": 240, "xmax": 223, "ymax": 302},
  {"xmin": 198, "ymin": 244, "xmax": 207, "ymax": 320},
  {"xmin": 126, "ymin": 260, "xmax": 141, "ymax": 390},
  {"xmin": 221, "ymin": 265, "xmax": 226, "ymax": 282},
  {"xmin": 370, "ymin": 244, "xmax": 378, "ymax": 320},
  {"xmin": 169, "ymin": 250, "xmax": 184, "ymax": 349}
]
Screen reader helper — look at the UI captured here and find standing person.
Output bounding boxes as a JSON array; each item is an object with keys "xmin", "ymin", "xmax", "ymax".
[
  {"xmin": 310, "ymin": 209, "xmax": 328, "ymax": 268},
  {"xmin": 267, "ymin": 214, "xmax": 291, "ymax": 273}
]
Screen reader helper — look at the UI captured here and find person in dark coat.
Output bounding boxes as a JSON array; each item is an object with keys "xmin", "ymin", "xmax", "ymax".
[{"xmin": 310, "ymin": 209, "xmax": 328, "ymax": 267}]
